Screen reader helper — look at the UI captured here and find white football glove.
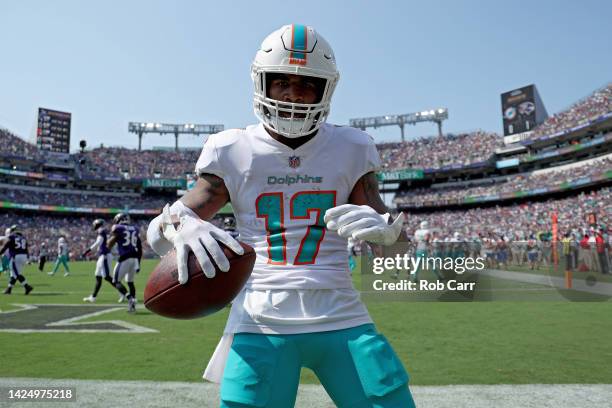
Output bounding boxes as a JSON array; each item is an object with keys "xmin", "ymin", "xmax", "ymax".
[
  {"xmin": 324, "ymin": 204, "xmax": 405, "ymax": 246},
  {"xmin": 148, "ymin": 202, "xmax": 244, "ymax": 284}
]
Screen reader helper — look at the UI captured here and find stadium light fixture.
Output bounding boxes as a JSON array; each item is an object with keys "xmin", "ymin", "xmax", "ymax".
[
  {"xmin": 128, "ymin": 121, "xmax": 225, "ymax": 151},
  {"xmin": 350, "ymin": 108, "xmax": 448, "ymax": 141}
]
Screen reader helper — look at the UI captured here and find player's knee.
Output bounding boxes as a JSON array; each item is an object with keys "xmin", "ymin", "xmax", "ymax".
[
  {"xmin": 220, "ymin": 334, "xmax": 288, "ymax": 407},
  {"xmin": 363, "ymin": 384, "xmax": 415, "ymax": 408},
  {"xmin": 347, "ymin": 330, "xmax": 413, "ymax": 407}
]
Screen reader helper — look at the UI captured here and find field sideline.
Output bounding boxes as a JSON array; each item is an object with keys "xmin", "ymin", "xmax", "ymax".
[
  {"xmin": 2, "ymin": 378, "xmax": 611, "ymax": 408},
  {"xmin": 1, "ymin": 259, "xmax": 612, "ymax": 387}
]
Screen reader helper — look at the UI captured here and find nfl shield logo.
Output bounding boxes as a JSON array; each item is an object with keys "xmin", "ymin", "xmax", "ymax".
[{"xmin": 288, "ymin": 155, "xmax": 300, "ymax": 168}]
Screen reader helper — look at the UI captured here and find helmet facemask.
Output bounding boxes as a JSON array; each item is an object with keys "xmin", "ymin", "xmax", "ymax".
[
  {"xmin": 254, "ymin": 70, "xmax": 336, "ymax": 138},
  {"xmin": 251, "ymin": 25, "xmax": 340, "ymax": 139}
]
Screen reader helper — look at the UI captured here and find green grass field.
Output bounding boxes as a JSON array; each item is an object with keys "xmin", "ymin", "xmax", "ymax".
[{"xmin": 1, "ymin": 259, "xmax": 611, "ymax": 385}]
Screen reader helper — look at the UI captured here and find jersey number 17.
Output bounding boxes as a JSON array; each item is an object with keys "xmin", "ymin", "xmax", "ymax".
[{"xmin": 256, "ymin": 190, "xmax": 336, "ymax": 265}]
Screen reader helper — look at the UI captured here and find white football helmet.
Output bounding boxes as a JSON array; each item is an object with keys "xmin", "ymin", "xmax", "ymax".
[{"xmin": 252, "ymin": 24, "xmax": 340, "ymax": 138}]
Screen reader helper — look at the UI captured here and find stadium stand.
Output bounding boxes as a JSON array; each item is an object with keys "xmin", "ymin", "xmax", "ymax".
[
  {"xmin": 0, "ymin": 187, "xmax": 168, "ymax": 210},
  {"xmin": 402, "ymin": 186, "xmax": 611, "ymax": 242},
  {"xmin": 0, "ymin": 127, "xmax": 45, "ymax": 161},
  {"xmin": 528, "ymin": 83, "xmax": 612, "ymax": 141},
  {"xmin": 78, "ymin": 147, "xmax": 200, "ymax": 179},
  {"xmin": 377, "ymin": 130, "xmax": 502, "ymax": 170},
  {"xmin": 1, "ymin": 83, "xmax": 610, "ymax": 266},
  {"xmin": 0, "ymin": 212, "xmax": 226, "ymax": 261},
  {"xmin": 394, "ymin": 155, "xmax": 612, "ymax": 207}
]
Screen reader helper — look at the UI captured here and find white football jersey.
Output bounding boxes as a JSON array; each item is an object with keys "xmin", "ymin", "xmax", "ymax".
[
  {"xmin": 414, "ymin": 229, "xmax": 430, "ymax": 251},
  {"xmin": 58, "ymin": 240, "xmax": 68, "ymax": 256},
  {"xmin": 196, "ymin": 123, "xmax": 380, "ymax": 290}
]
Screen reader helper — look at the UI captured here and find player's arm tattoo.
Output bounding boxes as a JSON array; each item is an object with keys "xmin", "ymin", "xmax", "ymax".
[
  {"xmin": 348, "ymin": 172, "xmax": 388, "ymax": 214},
  {"xmin": 349, "ymin": 172, "xmax": 409, "ymax": 241},
  {"xmin": 180, "ymin": 173, "xmax": 230, "ymax": 221}
]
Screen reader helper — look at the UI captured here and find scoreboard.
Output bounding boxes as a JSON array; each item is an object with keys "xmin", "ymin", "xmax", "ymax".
[
  {"xmin": 36, "ymin": 108, "xmax": 71, "ymax": 153},
  {"xmin": 500, "ymin": 84, "xmax": 548, "ymax": 138}
]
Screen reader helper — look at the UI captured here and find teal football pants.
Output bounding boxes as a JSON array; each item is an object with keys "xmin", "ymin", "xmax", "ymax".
[
  {"xmin": 52, "ymin": 255, "xmax": 70, "ymax": 273},
  {"xmin": 220, "ymin": 324, "xmax": 415, "ymax": 408}
]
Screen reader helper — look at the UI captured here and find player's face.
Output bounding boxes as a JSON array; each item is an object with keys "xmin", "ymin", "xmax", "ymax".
[{"xmin": 267, "ymin": 73, "xmax": 325, "ymax": 117}]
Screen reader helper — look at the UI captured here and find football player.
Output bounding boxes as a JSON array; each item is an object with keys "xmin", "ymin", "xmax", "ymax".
[
  {"xmin": 49, "ymin": 236, "xmax": 70, "ymax": 276},
  {"xmin": 0, "ymin": 225, "xmax": 33, "ymax": 295},
  {"xmin": 107, "ymin": 213, "xmax": 142, "ymax": 313},
  {"xmin": 82, "ymin": 219, "xmax": 122, "ymax": 303},
  {"xmin": 0, "ymin": 227, "xmax": 11, "ymax": 275},
  {"xmin": 413, "ymin": 220, "xmax": 444, "ymax": 282},
  {"xmin": 38, "ymin": 242, "xmax": 48, "ymax": 272},
  {"xmin": 147, "ymin": 25, "xmax": 414, "ymax": 407}
]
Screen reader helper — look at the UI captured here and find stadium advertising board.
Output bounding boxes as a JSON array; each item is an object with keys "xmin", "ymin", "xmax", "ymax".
[
  {"xmin": 377, "ymin": 168, "xmax": 424, "ymax": 181},
  {"xmin": 500, "ymin": 84, "xmax": 548, "ymax": 137},
  {"xmin": 496, "ymin": 158, "xmax": 519, "ymax": 169},
  {"xmin": 0, "ymin": 168, "xmax": 44, "ymax": 179},
  {"xmin": 143, "ymin": 178, "xmax": 187, "ymax": 189},
  {"xmin": 36, "ymin": 107, "xmax": 71, "ymax": 153},
  {"xmin": 0, "ymin": 201, "xmax": 159, "ymax": 215}
]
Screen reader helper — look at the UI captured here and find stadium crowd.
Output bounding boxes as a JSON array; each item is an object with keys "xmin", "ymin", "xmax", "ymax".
[
  {"xmin": 0, "ymin": 128, "xmax": 44, "ymax": 161},
  {"xmin": 0, "ymin": 213, "xmax": 151, "ymax": 260},
  {"xmin": 0, "ymin": 212, "xmax": 227, "ymax": 262},
  {"xmin": 395, "ymin": 187, "xmax": 611, "ymax": 274},
  {"xmin": 79, "ymin": 147, "xmax": 200, "ymax": 179},
  {"xmin": 0, "ymin": 188, "xmax": 169, "ymax": 210},
  {"xmin": 529, "ymin": 83, "xmax": 612, "ymax": 140},
  {"xmin": 394, "ymin": 156, "xmax": 612, "ymax": 206},
  {"xmin": 377, "ymin": 131, "xmax": 503, "ymax": 170},
  {"xmin": 402, "ymin": 187, "xmax": 610, "ymax": 241},
  {"xmin": 3, "ymin": 82, "xmax": 610, "ymax": 178},
  {"xmin": 3, "ymin": 184, "xmax": 607, "ymax": 269}
]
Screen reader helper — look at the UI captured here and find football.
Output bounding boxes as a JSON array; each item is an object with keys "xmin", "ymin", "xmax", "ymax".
[{"xmin": 144, "ymin": 242, "xmax": 255, "ymax": 319}]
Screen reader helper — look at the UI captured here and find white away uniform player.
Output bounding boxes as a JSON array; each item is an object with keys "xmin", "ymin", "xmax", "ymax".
[{"xmin": 147, "ymin": 24, "xmax": 414, "ymax": 408}]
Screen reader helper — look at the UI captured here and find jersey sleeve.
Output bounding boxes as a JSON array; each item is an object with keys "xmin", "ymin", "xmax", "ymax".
[
  {"xmin": 89, "ymin": 235, "xmax": 103, "ymax": 252},
  {"xmin": 343, "ymin": 128, "xmax": 382, "ymax": 188},
  {"xmin": 195, "ymin": 135, "xmax": 224, "ymax": 179},
  {"xmin": 360, "ymin": 135, "xmax": 382, "ymax": 176}
]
